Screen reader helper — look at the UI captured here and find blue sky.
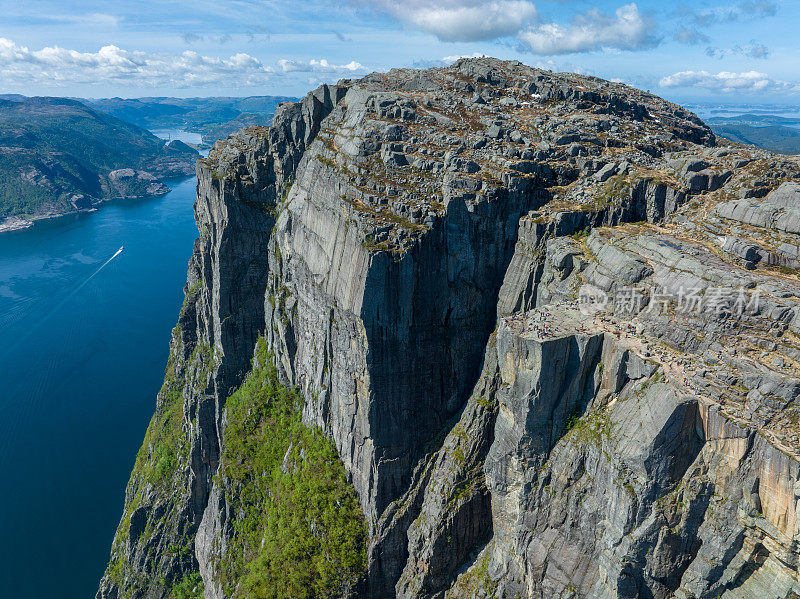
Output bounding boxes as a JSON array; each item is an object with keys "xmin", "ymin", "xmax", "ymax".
[{"xmin": 1, "ymin": 0, "xmax": 799, "ymax": 104}]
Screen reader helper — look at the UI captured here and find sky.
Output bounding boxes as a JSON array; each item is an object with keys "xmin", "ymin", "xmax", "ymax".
[{"xmin": 1, "ymin": 0, "xmax": 799, "ymax": 105}]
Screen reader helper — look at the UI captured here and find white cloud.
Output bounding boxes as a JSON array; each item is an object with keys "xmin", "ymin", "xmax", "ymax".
[
  {"xmin": 517, "ymin": 3, "xmax": 657, "ymax": 55},
  {"xmin": 679, "ymin": 0, "xmax": 777, "ymax": 27},
  {"xmin": 182, "ymin": 33, "xmax": 204, "ymax": 44},
  {"xmin": 659, "ymin": 70, "xmax": 799, "ymax": 93},
  {"xmin": 37, "ymin": 12, "xmax": 122, "ymax": 28},
  {"xmin": 410, "ymin": 53, "xmax": 488, "ymax": 69},
  {"xmin": 739, "ymin": 0, "xmax": 778, "ymax": 18},
  {"xmin": 277, "ymin": 58, "xmax": 365, "ymax": 72},
  {"xmin": 0, "ymin": 38, "xmax": 367, "ymax": 89},
  {"xmin": 441, "ymin": 52, "xmax": 488, "ymax": 64},
  {"xmin": 670, "ymin": 0, "xmax": 776, "ymax": 50},
  {"xmin": 746, "ymin": 43, "xmax": 770, "ymax": 59},
  {"xmin": 362, "ymin": 0, "xmax": 659, "ymax": 55},
  {"xmin": 375, "ymin": 0, "xmax": 539, "ymax": 42}
]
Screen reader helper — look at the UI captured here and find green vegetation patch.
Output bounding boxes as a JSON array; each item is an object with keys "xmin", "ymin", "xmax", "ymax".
[
  {"xmin": 134, "ymin": 334, "xmax": 192, "ymax": 487},
  {"xmin": 0, "ymin": 97, "xmax": 198, "ymax": 218},
  {"xmin": 708, "ymin": 122, "xmax": 800, "ymax": 155},
  {"xmin": 169, "ymin": 573, "xmax": 206, "ymax": 599},
  {"xmin": 217, "ymin": 338, "xmax": 367, "ymax": 598},
  {"xmin": 580, "ymin": 173, "xmax": 632, "ymax": 212},
  {"xmin": 565, "ymin": 405, "xmax": 613, "ymax": 447},
  {"xmin": 448, "ymin": 547, "xmax": 498, "ymax": 599}
]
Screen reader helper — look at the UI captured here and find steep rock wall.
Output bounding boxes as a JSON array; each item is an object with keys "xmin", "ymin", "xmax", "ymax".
[
  {"xmin": 99, "ymin": 57, "xmax": 800, "ymax": 599},
  {"xmin": 97, "ymin": 85, "xmax": 344, "ymax": 599}
]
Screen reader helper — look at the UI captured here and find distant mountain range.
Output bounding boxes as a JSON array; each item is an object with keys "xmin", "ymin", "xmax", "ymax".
[
  {"xmin": 82, "ymin": 96, "xmax": 296, "ymax": 146},
  {"xmin": 706, "ymin": 113, "xmax": 800, "ymax": 154},
  {"xmin": 0, "ymin": 96, "xmax": 199, "ymax": 232}
]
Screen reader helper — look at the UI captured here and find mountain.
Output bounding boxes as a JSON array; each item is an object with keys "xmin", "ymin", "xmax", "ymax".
[
  {"xmin": 705, "ymin": 113, "xmax": 800, "ymax": 154},
  {"xmin": 98, "ymin": 58, "xmax": 800, "ymax": 599},
  {"xmin": 0, "ymin": 96, "xmax": 199, "ymax": 231},
  {"xmin": 708, "ymin": 121, "xmax": 800, "ymax": 154},
  {"xmin": 706, "ymin": 112, "xmax": 800, "ymax": 127},
  {"xmin": 83, "ymin": 96, "xmax": 296, "ymax": 146}
]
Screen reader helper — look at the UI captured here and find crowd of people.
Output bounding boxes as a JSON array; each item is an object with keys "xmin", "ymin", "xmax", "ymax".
[{"xmin": 503, "ymin": 299, "xmax": 585, "ymax": 339}]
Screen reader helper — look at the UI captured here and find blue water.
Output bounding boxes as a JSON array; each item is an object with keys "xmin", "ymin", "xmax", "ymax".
[
  {"xmin": 151, "ymin": 128, "xmax": 204, "ymax": 145},
  {"xmin": 0, "ymin": 176, "xmax": 199, "ymax": 598},
  {"xmin": 687, "ymin": 103, "xmax": 800, "ymax": 129}
]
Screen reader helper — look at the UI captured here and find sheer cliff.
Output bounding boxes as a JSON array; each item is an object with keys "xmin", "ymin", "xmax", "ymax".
[{"xmin": 99, "ymin": 58, "xmax": 800, "ymax": 599}]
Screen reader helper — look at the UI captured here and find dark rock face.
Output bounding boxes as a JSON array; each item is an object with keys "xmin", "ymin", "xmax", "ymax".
[
  {"xmin": 100, "ymin": 58, "xmax": 800, "ymax": 599},
  {"xmin": 484, "ymin": 320, "xmax": 704, "ymax": 599}
]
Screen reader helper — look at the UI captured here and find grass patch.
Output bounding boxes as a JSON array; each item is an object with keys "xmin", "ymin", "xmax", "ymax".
[
  {"xmin": 449, "ymin": 548, "xmax": 498, "ymax": 599},
  {"xmin": 566, "ymin": 406, "xmax": 613, "ymax": 447},
  {"xmin": 133, "ymin": 330, "xmax": 195, "ymax": 490},
  {"xmin": 169, "ymin": 573, "xmax": 205, "ymax": 599},
  {"xmin": 216, "ymin": 338, "xmax": 367, "ymax": 599},
  {"xmin": 101, "ymin": 325, "xmax": 202, "ymax": 596}
]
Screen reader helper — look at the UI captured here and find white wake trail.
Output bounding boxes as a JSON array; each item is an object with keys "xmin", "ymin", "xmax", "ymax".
[
  {"xmin": 0, "ymin": 246, "xmax": 125, "ymax": 361},
  {"xmin": 80, "ymin": 246, "xmax": 124, "ymax": 287}
]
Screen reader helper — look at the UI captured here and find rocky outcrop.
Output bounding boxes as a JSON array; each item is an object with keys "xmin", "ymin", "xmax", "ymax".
[
  {"xmin": 97, "ymin": 84, "xmax": 349, "ymax": 599},
  {"xmin": 106, "ymin": 169, "xmax": 169, "ymax": 198},
  {"xmin": 100, "ymin": 58, "xmax": 800, "ymax": 599},
  {"xmin": 717, "ymin": 182, "xmax": 800, "ymax": 237},
  {"xmin": 484, "ymin": 314, "xmax": 701, "ymax": 599}
]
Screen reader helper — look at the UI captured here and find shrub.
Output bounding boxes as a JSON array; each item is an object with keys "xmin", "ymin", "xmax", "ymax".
[{"xmin": 218, "ymin": 339, "xmax": 367, "ymax": 598}]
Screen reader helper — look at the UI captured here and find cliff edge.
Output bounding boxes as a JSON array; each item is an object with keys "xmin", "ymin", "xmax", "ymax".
[{"xmin": 98, "ymin": 57, "xmax": 800, "ymax": 599}]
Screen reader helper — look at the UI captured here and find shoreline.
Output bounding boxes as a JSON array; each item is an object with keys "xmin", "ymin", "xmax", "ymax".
[
  {"xmin": 0, "ymin": 175, "xmax": 196, "ymax": 235},
  {"xmin": 0, "ymin": 215, "xmax": 37, "ymax": 233}
]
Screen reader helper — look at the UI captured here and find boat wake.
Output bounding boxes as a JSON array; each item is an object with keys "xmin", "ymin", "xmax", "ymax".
[
  {"xmin": 1, "ymin": 245, "xmax": 125, "ymax": 360},
  {"xmin": 86, "ymin": 246, "xmax": 124, "ymax": 284}
]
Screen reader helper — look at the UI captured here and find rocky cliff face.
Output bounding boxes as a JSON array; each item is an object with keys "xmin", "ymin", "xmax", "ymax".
[{"xmin": 99, "ymin": 58, "xmax": 800, "ymax": 599}]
